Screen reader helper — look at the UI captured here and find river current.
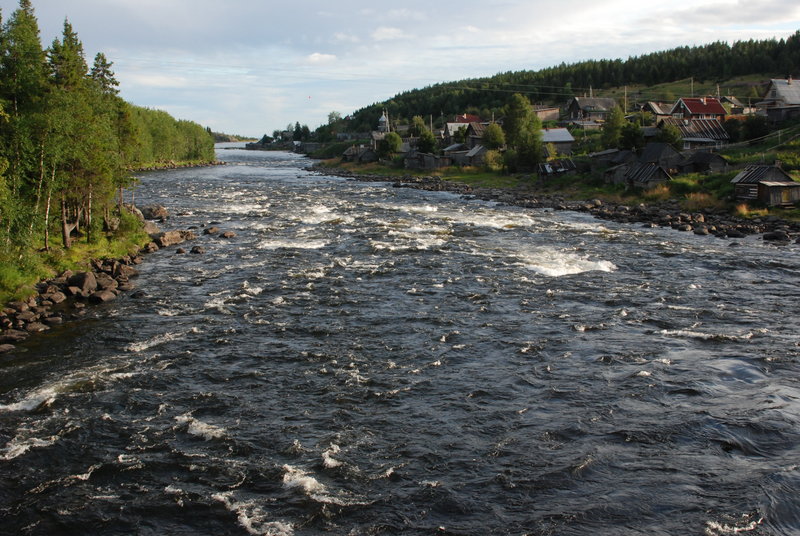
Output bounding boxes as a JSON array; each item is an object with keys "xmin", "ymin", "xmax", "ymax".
[{"xmin": 1, "ymin": 146, "xmax": 799, "ymax": 535}]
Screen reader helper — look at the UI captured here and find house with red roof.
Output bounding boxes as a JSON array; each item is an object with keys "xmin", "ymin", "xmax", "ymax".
[{"xmin": 669, "ymin": 97, "xmax": 727, "ymax": 121}]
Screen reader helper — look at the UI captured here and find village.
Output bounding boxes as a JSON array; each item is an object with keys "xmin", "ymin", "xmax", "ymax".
[{"xmin": 252, "ymin": 76, "xmax": 800, "ymax": 209}]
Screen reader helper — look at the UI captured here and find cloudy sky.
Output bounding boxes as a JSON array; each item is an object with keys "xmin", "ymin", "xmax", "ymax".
[{"xmin": 4, "ymin": 0, "xmax": 799, "ymax": 137}]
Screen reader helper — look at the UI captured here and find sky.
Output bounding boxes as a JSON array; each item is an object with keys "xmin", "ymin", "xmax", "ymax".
[{"xmin": 3, "ymin": 0, "xmax": 799, "ymax": 137}]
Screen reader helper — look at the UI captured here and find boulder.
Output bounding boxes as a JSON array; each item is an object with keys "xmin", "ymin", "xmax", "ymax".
[
  {"xmin": 153, "ymin": 231, "xmax": 185, "ymax": 248},
  {"xmin": 89, "ymin": 290, "xmax": 117, "ymax": 304},
  {"xmin": 203, "ymin": 226, "xmax": 220, "ymax": 235},
  {"xmin": 0, "ymin": 344, "xmax": 15, "ymax": 354},
  {"xmin": 67, "ymin": 272, "xmax": 97, "ymax": 295},
  {"xmin": 44, "ymin": 316, "xmax": 63, "ymax": 326},
  {"xmin": 190, "ymin": 246, "xmax": 206, "ymax": 254},
  {"xmin": 763, "ymin": 230, "xmax": 790, "ymax": 242},
  {"xmin": 24, "ymin": 322, "xmax": 49, "ymax": 333},
  {"xmin": 220, "ymin": 231, "xmax": 237, "ymax": 239},
  {"xmin": 95, "ymin": 273, "xmax": 119, "ymax": 291},
  {"xmin": 143, "ymin": 221, "xmax": 161, "ymax": 235},
  {"xmin": 44, "ymin": 291, "xmax": 67, "ymax": 304},
  {"xmin": 140, "ymin": 204, "xmax": 169, "ymax": 221}
]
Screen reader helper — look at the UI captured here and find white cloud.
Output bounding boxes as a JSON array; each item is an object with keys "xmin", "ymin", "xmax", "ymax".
[{"xmin": 306, "ymin": 52, "xmax": 337, "ymax": 64}]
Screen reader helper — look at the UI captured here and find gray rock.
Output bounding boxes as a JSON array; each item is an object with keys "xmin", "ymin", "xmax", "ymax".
[
  {"xmin": 763, "ymin": 230, "xmax": 790, "ymax": 242},
  {"xmin": 0, "ymin": 344, "xmax": 15, "ymax": 353},
  {"xmin": 68, "ymin": 272, "xmax": 98, "ymax": 295},
  {"xmin": 140, "ymin": 204, "xmax": 169, "ymax": 221},
  {"xmin": 153, "ymin": 231, "xmax": 185, "ymax": 248},
  {"xmin": 25, "ymin": 322, "xmax": 49, "ymax": 333},
  {"xmin": 89, "ymin": 290, "xmax": 117, "ymax": 304},
  {"xmin": 190, "ymin": 246, "xmax": 206, "ymax": 254}
]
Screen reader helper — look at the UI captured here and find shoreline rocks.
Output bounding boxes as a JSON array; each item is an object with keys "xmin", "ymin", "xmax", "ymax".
[{"xmin": 313, "ymin": 166, "xmax": 800, "ymax": 243}]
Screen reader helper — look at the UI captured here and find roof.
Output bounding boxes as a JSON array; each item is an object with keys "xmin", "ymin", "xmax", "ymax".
[
  {"xmin": 640, "ymin": 142, "xmax": 680, "ymax": 163},
  {"xmin": 443, "ymin": 143, "xmax": 467, "ymax": 152},
  {"xmin": 444, "ymin": 123, "xmax": 467, "ymax": 136},
  {"xmin": 672, "ymin": 97, "xmax": 727, "ymax": 116},
  {"xmin": 643, "ymin": 102, "xmax": 669, "ymax": 115},
  {"xmin": 626, "ymin": 162, "xmax": 672, "ymax": 184},
  {"xmin": 466, "ymin": 145, "xmax": 487, "ymax": 158},
  {"xmin": 571, "ymin": 97, "xmax": 617, "ymax": 112},
  {"xmin": 680, "ymin": 151, "xmax": 727, "ymax": 165},
  {"xmin": 453, "ymin": 113, "xmax": 481, "ymax": 123},
  {"xmin": 762, "ymin": 78, "xmax": 800, "ymax": 106},
  {"xmin": 659, "ymin": 118, "xmax": 730, "ymax": 142},
  {"xmin": 541, "ymin": 128, "xmax": 575, "ymax": 144},
  {"xmin": 466, "ymin": 122, "xmax": 487, "ymax": 138},
  {"xmin": 731, "ymin": 165, "xmax": 796, "ymax": 184}
]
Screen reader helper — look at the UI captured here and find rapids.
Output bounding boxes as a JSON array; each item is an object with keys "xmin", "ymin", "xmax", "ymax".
[{"xmin": 1, "ymin": 145, "xmax": 799, "ymax": 535}]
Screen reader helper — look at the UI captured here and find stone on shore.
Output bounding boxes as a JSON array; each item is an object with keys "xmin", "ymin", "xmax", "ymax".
[
  {"xmin": 220, "ymin": 231, "xmax": 236, "ymax": 239},
  {"xmin": 89, "ymin": 290, "xmax": 117, "ymax": 304},
  {"xmin": 67, "ymin": 272, "xmax": 98, "ymax": 295},
  {"xmin": 25, "ymin": 322, "xmax": 49, "ymax": 333},
  {"xmin": 0, "ymin": 344, "xmax": 15, "ymax": 353}
]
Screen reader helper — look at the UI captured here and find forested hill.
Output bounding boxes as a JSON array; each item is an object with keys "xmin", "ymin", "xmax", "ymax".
[{"xmin": 347, "ymin": 31, "xmax": 800, "ymax": 130}]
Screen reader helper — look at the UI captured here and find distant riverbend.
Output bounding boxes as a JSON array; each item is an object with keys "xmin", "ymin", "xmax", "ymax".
[{"xmin": 1, "ymin": 146, "xmax": 798, "ymax": 535}]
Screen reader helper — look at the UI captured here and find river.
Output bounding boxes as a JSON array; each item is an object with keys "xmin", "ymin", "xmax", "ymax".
[{"xmin": 1, "ymin": 145, "xmax": 799, "ymax": 535}]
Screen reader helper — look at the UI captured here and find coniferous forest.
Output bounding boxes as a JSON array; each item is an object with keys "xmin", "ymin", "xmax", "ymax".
[
  {"xmin": 0, "ymin": 0, "xmax": 214, "ymax": 273},
  {"xmin": 344, "ymin": 31, "xmax": 800, "ymax": 131}
]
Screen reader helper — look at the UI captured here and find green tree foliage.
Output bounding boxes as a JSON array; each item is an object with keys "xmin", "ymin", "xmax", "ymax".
[
  {"xmin": 501, "ymin": 94, "xmax": 542, "ymax": 170},
  {"xmin": 601, "ymin": 106, "xmax": 626, "ymax": 148},
  {"xmin": 656, "ymin": 122, "xmax": 683, "ymax": 149},
  {"xmin": 408, "ymin": 115, "xmax": 427, "ymax": 138},
  {"xmin": 417, "ymin": 128, "xmax": 437, "ymax": 154},
  {"xmin": 378, "ymin": 131, "xmax": 402, "ymax": 157},
  {"xmin": 0, "ymin": 1, "xmax": 213, "ymax": 254},
  {"xmin": 482, "ymin": 123, "xmax": 505, "ymax": 149},
  {"xmin": 620, "ymin": 122, "xmax": 645, "ymax": 150}
]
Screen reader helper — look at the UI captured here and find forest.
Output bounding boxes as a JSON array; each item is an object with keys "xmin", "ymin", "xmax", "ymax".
[
  {"xmin": 341, "ymin": 31, "xmax": 800, "ymax": 132},
  {"xmin": 0, "ymin": 0, "xmax": 215, "ymax": 275}
]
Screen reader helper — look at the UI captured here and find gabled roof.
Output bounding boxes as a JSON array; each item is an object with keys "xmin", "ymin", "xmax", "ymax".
[
  {"xmin": 466, "ymin": 144, "xmax": 487, "ymax": 158},
  {"xmin": 680, "ymin": 151, "xmax": 727, "ymax": 166},
  {"xmin": 730, "ymin": 165, "xmax": 796, "ymax": 184},
  {"xmin": 639, "ymin": 142, "xmax": 680, "ymax": 163},
  {"xmin": 659, "ymin": 118, "xmax": 730, "ymax": 142},
  {"xmin": 466, "ymin": 122, "xmax": 487, "ymax": 138},
  {"xmin": 643, "ymin": 101, "xmax": 669, "ymax": 115},
  {"xmin": 626, "ymin": 162, "xmax": 672, "ymax": 184},
  {"xmin": 454, "ymin": 113, "xmax": 481, "ymax": 123},
  {"xmin": 541, "ymin": 128, "xmax": 575, "ymax": 143},
  {"xmin": 671, "ymin": 97, "xmax": 726, "ymax": 116},
  {"xmin": 761, "ymin": 78, "xmax": 800, "ymax": 106}
]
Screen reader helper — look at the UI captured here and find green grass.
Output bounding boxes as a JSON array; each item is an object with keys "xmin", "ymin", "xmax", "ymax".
[{"xmin": 0, "ymin": 215, "xmax": 151, "ymax": 304}]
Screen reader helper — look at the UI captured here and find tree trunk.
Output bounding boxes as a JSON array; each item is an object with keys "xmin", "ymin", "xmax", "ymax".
[
  {"xmin": 86, "ymin": 184, "xmax": 93, "ymax": 243},
  {"xmin": 44, "ymin": 184, "xmax": 53, "ymax": 252},
  {"xmin": 61, "ymin": 195, "xmax": 73, "ymax": 249},
  {"xmin": 30, "ymin": 142, "xmax": 46, "ymax": 236}
]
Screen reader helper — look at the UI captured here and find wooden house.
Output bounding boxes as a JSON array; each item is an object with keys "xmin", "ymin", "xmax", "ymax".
[
  {"xmin": 639, "ymin": 142, "xmax": 682, "ymax": 172},
  {"xmin": 566, "ymin": 97, "xmax": 617, "ymax": 121},
  {"xmin": 541, "ymin": 128, "xmax": 575, "ymax": 156},
  {"xmin": 678, "ymin": 151, "xmax": 728, "ymax": 174},
  {"xmin": 658, "ymin": 117, "xmax": 730, "ymax": 149},
  {"xmin": 669, "ymin": 97, "xmax": 727, "ymax": 121},
  {"xmin": 756, "ymin": 77, "xmax": 800, "ymax": 122},
  {"xmin": 465, "ymin": 122, "xmax": 487, "ymax": 149},
  {"xmin": 640, "ymin": 102, "xmax": 672, "ymax": 121},
  {"xmin": 625, "ymin": 162, "xmax": 673, "ymax": 189},
  {"xmin": 730, "ymin": 164, "xmax": 800, "ymax": 206}
]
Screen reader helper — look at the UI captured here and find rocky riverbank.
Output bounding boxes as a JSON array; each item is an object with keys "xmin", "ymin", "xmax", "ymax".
[
  {"xmin": 315, "ymin": 167, "xmax": 800, "ymax": 244},
  {"xmin": 0, "ymin": 203, "xmax": 240, "ymax": 355}
]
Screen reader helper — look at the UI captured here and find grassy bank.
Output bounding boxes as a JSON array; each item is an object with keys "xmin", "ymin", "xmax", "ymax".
[
  {"xmin": 0, "ymin": 212, "xmax": 151, "ymax": 304},
  {"xmin": 317, "ymin": 155, "xmax": 800, "ymax": 222}
]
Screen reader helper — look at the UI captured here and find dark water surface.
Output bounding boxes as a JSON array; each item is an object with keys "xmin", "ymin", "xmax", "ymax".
[{"xmin": 1, "ymin": 146, "xmax": 799, "ymax": 535}]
